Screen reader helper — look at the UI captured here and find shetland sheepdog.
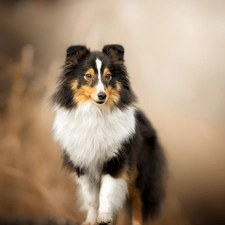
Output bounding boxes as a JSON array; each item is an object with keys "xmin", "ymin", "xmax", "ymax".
[{"xmin": 52, "ymin": 45, "xmax": 166, "ymax": 225}]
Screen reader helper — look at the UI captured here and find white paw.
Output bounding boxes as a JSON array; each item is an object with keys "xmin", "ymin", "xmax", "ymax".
[
  {"xmin": 132, "ymin": 220, "xmax": 141, "ymax": 225},
  {"xmin": 81, "ymin": 222, "xmax": 97, "ymax": 225},
  {"xmin": 97, "ymin": 213, "xmax": 112, "ymax": 224}
]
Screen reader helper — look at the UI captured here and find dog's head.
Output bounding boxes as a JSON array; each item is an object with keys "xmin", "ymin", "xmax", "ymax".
[{"xmin": 53, "ymin": 45, "xmax": 136, "ymax": 109}]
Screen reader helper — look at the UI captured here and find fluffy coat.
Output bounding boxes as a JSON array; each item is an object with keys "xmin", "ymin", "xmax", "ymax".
[{"xmin": 52, "ymin": 44, "xmax": 166, "ymax": 225}]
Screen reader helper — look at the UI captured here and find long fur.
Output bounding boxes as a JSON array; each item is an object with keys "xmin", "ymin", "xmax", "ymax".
[{"xmin": 52, "ymin": 44, "xmax": 166, "ymax": 225}]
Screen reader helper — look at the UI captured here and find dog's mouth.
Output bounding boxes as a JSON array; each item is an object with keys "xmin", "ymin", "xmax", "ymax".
[{"xmin": 95, "ymin": 100, "xmax": 105, "ymax": 105}]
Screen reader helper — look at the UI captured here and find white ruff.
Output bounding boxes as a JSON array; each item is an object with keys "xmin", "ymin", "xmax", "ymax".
[{"xmin": 52, "ymin": 102, "xmax": 136, "ymax": 179}]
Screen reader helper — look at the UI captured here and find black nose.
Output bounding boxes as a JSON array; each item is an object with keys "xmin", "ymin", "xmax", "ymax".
[{"xmin": 98, "ymin": 92, "xmax": 107, "ymax": 100}]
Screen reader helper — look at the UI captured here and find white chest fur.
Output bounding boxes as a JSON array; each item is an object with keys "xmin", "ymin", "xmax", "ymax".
[{"xmin": 52, "ymin": 102, "xmax": 136, "ymax": 177}]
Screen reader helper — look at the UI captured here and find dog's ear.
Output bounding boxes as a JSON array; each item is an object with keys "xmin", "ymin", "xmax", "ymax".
[
  {"xmin": 102, "ymin": 44, "xmax": 124, "ymax": 62},
  {"xmin": 65, "ymin": 45, "xmax": 90, "ymax": 65}
]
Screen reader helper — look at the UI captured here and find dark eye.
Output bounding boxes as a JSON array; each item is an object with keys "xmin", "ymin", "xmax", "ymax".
[
  {"xmin": 105, "ymin": 73, "xmax": 112, "ymax": 80},
  {"xmin": 84, "ymin": 73, "xmax": 92, "ymax": 81}
]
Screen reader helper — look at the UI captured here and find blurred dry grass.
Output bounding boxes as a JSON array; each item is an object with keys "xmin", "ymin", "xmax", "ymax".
[
  {"xmin": 1, "ymin": 0, "xmax": 225, "ymax": 224},
  {"xmin": 0, "ymin": 46, "xmax": 83, "ymax": 222}
]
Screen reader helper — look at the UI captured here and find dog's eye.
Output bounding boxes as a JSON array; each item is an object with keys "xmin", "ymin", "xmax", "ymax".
[
  {"xmin": 105, "ymin": 73, "xmax": 112, "ymax": 80},
  {"xmin": 84, "ymin": 73, "xmax": 92, "ymax": 81}
]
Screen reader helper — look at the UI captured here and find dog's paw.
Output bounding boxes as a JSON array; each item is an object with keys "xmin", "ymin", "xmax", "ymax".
[
  {"xmin": 81, "ymin": 222, "xmax": 97, "ymax": 225},
  {"xmin": 97, "ymin": 213, "xmax": 112, "ymax": 224}
]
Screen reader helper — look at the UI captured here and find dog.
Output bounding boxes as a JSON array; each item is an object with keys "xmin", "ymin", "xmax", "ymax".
[{"xmin": 52, "ymin": 44, "xmax": 166, "ymax": 225}]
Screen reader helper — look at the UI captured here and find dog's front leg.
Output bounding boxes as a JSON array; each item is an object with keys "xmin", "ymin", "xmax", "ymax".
[
  {"xmin": 98, "ymin": 174, "xmax": 128, "ymax": 224},
  {"xmin": 76, "ymin": 175, "xmax": 99, "ymax": 225}
]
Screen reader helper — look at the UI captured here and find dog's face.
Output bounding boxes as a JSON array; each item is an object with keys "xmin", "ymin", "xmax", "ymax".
[{"xmin": 53, "ymin": 45, "xmax": 136, "ymax": 109}]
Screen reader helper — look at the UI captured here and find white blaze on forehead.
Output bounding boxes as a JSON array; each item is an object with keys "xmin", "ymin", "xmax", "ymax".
[
  {"xmin": 95, "ymin": 58, "xmax": 105, "ymax": 93},
  {"xmin": 96, "ymin": 58, "xmax": 102, "ymax": 77}
]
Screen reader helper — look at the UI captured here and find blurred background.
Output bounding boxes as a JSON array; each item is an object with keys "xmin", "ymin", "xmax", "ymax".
[{"xmin": 0, "ymin": 0, "xmax": 225, "ymax": 224}]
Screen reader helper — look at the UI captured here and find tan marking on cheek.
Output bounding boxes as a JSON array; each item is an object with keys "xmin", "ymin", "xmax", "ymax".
[
  {"xmin": 73, "ymin": 87, "xmax": 89, "ymax": 104},
  {"xmin": 71, "ymin": 80, "xmax": 78, "ymax": 91},
  {"xmin": 73, "ymin": 85, "xmax": 97, "ymax": 105},
  {"xmin": 105, "ymin": 82, "xmax": 121, "ymax": 108}
]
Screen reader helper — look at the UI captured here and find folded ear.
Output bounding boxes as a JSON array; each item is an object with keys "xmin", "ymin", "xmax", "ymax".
[
  {"xmin": 66, "ymin": 45, "xmax": 90, "ymax": 65},
  {"xmin": 102, "ymin": 44, "xmax": 124, "ymax": 62}
]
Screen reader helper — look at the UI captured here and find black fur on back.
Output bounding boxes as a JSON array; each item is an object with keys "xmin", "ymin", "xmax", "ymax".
[{"xmin": 134, "ymin": 110, "xmax": 167, "ymax": 219}]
